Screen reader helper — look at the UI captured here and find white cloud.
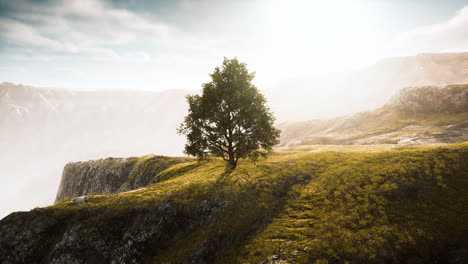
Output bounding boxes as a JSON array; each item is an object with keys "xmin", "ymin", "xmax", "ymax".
[
  {"xmin": 0, "ymin": 19, "xmax": 66, "ymax": 51},
  {"xmin": 0, "ymin": 0, "xmax": 175, "ymax": 60},
  {"xmin": 3, "ymin": 0, "xmax": 467, "ymax": 92},
  {"xmin": 391, "ymin": 5, "xmax": 468, "ymax": 55}
]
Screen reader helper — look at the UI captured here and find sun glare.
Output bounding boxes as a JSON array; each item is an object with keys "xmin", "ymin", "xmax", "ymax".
[{"xmin": 263, "ymin": 0, "xmax": 386, "ymax": 74}]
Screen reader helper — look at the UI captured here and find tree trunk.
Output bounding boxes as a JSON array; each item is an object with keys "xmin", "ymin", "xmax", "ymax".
[
  {"xmin": 227, "ymin": 151, "xmax": 237, "ymax": 169},
  {"xmin": 227, "ymin": 159, "xmax": 237, "ymax": 169}
]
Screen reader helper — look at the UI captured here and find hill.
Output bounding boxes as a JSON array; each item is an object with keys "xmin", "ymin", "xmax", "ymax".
[
  {"xmin": 1, "ymin": 143, "xmax": 467, "ymax": 263},
  {"xmin": 278, "ymin": 84, "xmax": 468, "ymax": 148}
]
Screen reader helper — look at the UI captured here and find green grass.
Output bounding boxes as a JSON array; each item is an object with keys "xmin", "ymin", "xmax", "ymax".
[
  {"xmin": 238, "ymin": 144, "xmax": 468, "ymax": 263},
  {"xmin": 8, "ymin": 143, "xmax": 468, "ymax": 263}
]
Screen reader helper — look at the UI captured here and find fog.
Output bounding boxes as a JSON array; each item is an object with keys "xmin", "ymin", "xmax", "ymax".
[
  {"xmin": 2, "ymin": 50, "xmax": 468, "ymax": 218},
  {"xmin": 0, "ymin": 85, "xmax": 189, "ymax": 217},
  {"xmin": 2, "ymin": 0, "xmax": 468, "ymax": 218}
]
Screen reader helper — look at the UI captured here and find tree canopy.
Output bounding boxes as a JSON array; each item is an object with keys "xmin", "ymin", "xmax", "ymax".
[{"xmin": 178, "ymin": 57, "xmax": 280, "ymax": 169}]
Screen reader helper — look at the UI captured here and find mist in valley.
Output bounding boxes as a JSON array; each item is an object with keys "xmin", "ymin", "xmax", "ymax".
[{"xmin": 1, "ymin": 0, "xmax": 468, "ymax": 219}]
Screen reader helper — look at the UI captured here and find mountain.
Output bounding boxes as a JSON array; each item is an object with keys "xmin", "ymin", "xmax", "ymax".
[
  {"xmin": 278, "ymin": 84, "xmax": 468, "ymax": 148},
  {"xmin": 0, "ymin": 82, "xmax": 190, "ymax": 154},
  {"xmin": 1, "ymin": 143, "xmax": 467, "ymax": 263},
  {"xmin": 267, "ymin": 52, "xmax": 468, "ymax": 122},
  {"xmin": 361, "ymin": 52, "xmax": 468, "ymax": 89}
]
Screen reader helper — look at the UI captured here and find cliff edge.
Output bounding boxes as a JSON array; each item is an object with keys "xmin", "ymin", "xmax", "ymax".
[{"xmin": 55, "ymin": 155, "xmax": 190, "ymax": 203}]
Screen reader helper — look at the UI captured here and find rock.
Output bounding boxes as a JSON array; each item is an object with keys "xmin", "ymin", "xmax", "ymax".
[
  {"xmin": 389, "ymin": 84, "xmax": 468, "ymax": 114},
  {"xmin": 71, "ymin": 196, "xmax": 86, "ymax": 204},
  {"xmin": 271, "ymin": 255, "xmax": 280, "ymax": 260},
  {"xmin": 55, "ymin": 155, "xmax": 191, "ymax": 203}
]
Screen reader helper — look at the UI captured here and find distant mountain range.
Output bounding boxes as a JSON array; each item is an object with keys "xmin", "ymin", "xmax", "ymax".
[
  {"xmin": 0, "ymin": 82, "xmax": 189, "ymax": 153},
  {"xmin": 1, "ymin": 52, "xmax": 468, "ymax": 218}
]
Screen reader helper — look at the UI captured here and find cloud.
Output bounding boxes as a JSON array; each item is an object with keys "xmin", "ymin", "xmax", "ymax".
[
  {"xmin": 0, "ymin": 0, "xmax": 175, "ymax": 60},
  {"xmin": 0, "ymin": 18, "xmax": 66, "ymax": 51},
  {"xmin": 391, "ymin": 5, "xmax": 468, "ymax": 54},
  {"xmin": 0, "ymin": 0, "xmax": 268, "ymax": 69}
]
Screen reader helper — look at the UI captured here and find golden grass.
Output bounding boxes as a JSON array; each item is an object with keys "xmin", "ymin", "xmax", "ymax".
[{"xmin": 40, "ymin": 142, "xmax": 468, "ymax": 263}]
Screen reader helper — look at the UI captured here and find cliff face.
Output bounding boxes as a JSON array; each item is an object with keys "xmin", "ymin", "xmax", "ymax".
[
  {"xmin": 55, "ymin": 155, "xmax": 191, "ymax": 203},
  {"xmin": 1, "ymin": 143, "xmax": 468, "ymax": 263}
]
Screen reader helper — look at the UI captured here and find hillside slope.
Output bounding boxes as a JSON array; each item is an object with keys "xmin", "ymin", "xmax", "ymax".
[
  {"xmin": 1, "ymin": 143, "xmax": 467, "ymax": 263},
  {"xmin": 278, "ymin": 84, "xmax": 468, "ymax": 147}
]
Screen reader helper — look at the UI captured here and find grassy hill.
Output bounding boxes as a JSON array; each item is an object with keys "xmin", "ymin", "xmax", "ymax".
[{"xmin": 1, "ymin": 143, "xmax": 467, "ymax": 263}]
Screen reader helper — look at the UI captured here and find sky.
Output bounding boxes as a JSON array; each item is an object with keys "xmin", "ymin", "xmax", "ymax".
[{"xmin": 1, "ymin": 0, "xmax": 468, "ymax": 91}]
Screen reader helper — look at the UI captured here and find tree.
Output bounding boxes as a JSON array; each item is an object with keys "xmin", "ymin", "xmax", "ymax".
[{"xmin": 178, "ymin": 57, "xmax": 280, "ymax": 169}]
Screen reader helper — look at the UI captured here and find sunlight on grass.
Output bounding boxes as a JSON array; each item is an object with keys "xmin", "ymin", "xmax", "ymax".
[{"xmin": 42, "ymin": 142, "xmax": 468, "ymax": 263}]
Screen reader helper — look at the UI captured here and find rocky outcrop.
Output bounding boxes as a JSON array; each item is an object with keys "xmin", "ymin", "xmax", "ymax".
[
  {"xmin": 389, "ymin": 84, "xmax": 468, "ymax": 113},
  {"xmin": 55, "ymin": 155, "xmax": 191, "ymax": 203}
]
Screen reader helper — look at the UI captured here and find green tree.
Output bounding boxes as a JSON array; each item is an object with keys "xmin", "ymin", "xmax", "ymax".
[{"xmin": 178, "ymin": 57, "xmax": 280, "ymax": 169}]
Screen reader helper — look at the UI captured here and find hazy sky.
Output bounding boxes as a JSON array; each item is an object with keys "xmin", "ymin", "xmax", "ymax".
[{"xmin": 1, "ymin": 0, "xmax": 468, "ymax": 91}]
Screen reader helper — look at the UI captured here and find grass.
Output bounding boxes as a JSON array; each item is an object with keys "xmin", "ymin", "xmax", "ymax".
[
  {"xmin": 4, "ymin": 143, "xmax": 468, "ymax": 263},
  {"xmin": 238, "ymin": 143, "xmax": 468, "ymax": 263}
]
